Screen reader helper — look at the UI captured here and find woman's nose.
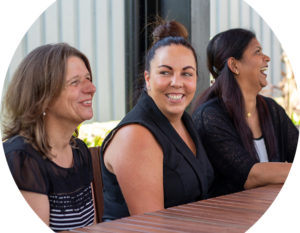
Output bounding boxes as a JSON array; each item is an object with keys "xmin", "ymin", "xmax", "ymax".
[
  {"xmin": 170, "ymin": 74, "xmax": 183, "ymax": 88},
  {"xmin": 83, "ymin": 79, "xmax": 96, "ymax": 94},
  {"xmin": 264, "ymin": 54, "xmax": 271, "ymax": 62}
]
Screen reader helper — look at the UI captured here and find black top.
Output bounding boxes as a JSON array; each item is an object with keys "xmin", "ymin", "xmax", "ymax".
[
  {"xmin": 3, "ymin": 135, "xmax": 94, "ymax": 232},
  {"xmin": 100, "ymin": 91, "xmax": 214, "ymax": 221},
  {"xmin": 192, "ymin": 96, "xmax": 299, "ymax": 197}
]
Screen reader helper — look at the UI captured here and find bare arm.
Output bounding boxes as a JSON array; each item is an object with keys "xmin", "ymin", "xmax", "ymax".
[
  {"xmin": 104, "ymin": 124, "xmax": 164, "ymax": 215},
  {"xmin": 244, "ymin": 162, "xmax": 291, "ymax": 189},
  {"xmin": 21, "ymin": 190, "xmax": 50, "ymax": 225}
]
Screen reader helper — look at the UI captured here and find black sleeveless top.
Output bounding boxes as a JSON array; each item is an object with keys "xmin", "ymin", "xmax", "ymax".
[{"xmin": 100, "ymin": 91, "xmax": 214, "ymax": 221}]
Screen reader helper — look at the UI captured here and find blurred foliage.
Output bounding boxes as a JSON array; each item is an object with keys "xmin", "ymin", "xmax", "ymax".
[
  {"xmin": 261, "ymin": 52, "xmax": 300, "ymax": 126},
  {"xmin": 77, "ymin": 121, "xmax": 119, "ymax": 147}
]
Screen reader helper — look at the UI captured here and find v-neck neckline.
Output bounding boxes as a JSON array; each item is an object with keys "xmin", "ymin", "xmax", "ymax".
[{"xmin": 139, "ymin": 91, "xmax": 199, "ymax": 160}]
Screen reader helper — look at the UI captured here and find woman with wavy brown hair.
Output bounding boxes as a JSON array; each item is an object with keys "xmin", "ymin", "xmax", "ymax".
[
  {"xmin": 192, "ymin": 28, "xmax": 298, "ymax": 197},
  {"xmin": 2, "ymin": 43, "xmax": 96, "ymax": 232},
  {"xmin": 100, "ymin": 20, "xmax": 214, "ymax": 221}
]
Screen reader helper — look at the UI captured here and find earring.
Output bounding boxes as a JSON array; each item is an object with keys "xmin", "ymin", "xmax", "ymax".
[
  {"xmin": 43, "ymin": 112, "xmax": 46, "ymax": 116},
  {"xmin": 147, "ymin": 85, "xmax": 151, "ymax": 91},
  {"xmin": 236, "ymin": 70, "xmax": 239, "ymax": 75}
]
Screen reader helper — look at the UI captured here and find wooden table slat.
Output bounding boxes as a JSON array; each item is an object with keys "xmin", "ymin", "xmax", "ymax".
[
  {"xmin": 68, "ymin": 184, "xmax": 282, "ymax": 233},
  {"xmin": 124, "ymin": 214, "xmax": 246, "ymax": 233}
]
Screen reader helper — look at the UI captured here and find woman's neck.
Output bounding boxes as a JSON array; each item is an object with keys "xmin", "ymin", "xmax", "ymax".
[
  {"xmin": 45, "ymin": 118, "xmax": 76, "ymax": 151},
  {"xmin": 45, "ymin": 118, "xmax": 76, "ymax": 168},
  {"xmin": 167, "ymin": 113, "xmax": 184, "ymax": 130},
  {"xmin": 170, "ymin": 115, "xmax": 197, "ymax": 156},
  {"xmin": 241, "ymin": 88, "xmax": 257, "ymax": 117}
]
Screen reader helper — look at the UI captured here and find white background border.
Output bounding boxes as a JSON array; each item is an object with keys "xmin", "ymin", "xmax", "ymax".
[
  {"xmin": 245, "ymin": 0, "xmax": 300, "ymax": 231},
  {"xmin": 0, "ymin": 0, "xmax": 299, "ymax": 232},
  {"xmin": 0, "ymin": 1, "xmax": 55, "ymax": 232}
]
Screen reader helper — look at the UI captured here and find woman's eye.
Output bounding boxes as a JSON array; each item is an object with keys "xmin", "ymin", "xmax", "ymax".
[
  {"xmin": 160, "ymin": 71, "xmax": 170, "ymax": 75},
  {"xmin": 256, "ymin": 49, "xmax": 262, "ymax": 54},
  {"xmin": 182, "ymin": 72, "xmax": 193, "ymax": 77},
  {"xmin": 70, "ymin": 80, "xmax": 79, "ymax": 86}
]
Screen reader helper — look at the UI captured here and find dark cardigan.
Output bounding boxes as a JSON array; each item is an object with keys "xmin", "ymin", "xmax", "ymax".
[{"xmin": 192, "ymin": 96, "xmax": 298, "ymax": 197}]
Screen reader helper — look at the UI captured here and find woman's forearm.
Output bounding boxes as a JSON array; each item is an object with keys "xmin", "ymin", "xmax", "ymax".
[
  {"xmin": 244, "ymin": 162, "xmax": 292, "ymax": 189},
  {"xmin": 21, "ymin": 190, "xmax": 50, "ymax": 225}
]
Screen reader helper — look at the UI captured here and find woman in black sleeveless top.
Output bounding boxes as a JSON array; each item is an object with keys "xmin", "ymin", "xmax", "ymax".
[{"xmin": 100, "ymin": 20, "xmax": 214, "ymax": 221}]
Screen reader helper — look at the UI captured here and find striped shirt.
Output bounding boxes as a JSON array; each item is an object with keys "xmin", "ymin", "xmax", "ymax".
[
  {"xmin": 4, "ymin": 136, "xmax": 95, "ymax": 233},
  {"xmin": 49, "ymin": 185, "xmax": 94, "ymax": 232}
]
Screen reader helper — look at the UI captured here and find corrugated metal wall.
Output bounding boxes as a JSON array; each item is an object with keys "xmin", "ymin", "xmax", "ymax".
[
  {"xmin": 211, "ymin": 0, "xmax": 283, "ymax": 96},
  {"xmin": 4, "ymin": 0, "xmax": 284, "ymax": 122},
  {"xmin": 4, "ymin": 0, "xmax": 125, "ymax": 122}
]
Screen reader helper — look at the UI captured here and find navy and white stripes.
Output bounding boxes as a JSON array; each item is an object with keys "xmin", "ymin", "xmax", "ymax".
[{"xmin": 49, "ymin": 185, "xmax": 94, "ymax": 232}]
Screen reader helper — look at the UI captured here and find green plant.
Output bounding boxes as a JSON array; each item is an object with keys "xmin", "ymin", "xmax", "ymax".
[
  {"xmin": 291, "ymin": 112, "xmax": 300, "ymax": 126},
  {"xmin": 77, "ymin": 120, "xmax": 119, "ymax": 147}
]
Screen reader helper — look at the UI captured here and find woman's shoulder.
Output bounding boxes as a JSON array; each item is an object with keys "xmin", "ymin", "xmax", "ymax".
[
  {"xmin": 4, "ymin": 135, "xmax": 49, "ymax": 193},
  {"xmin": 74, "ymin": 137, "xmax": 89, "ymax": 150},
  {"xmin": 3, "ymin": 135, "xmax": 41, "ymax": 160},
  {"xmin": 102, "ymin": 124, "xmax": 162, "ymax": 173},
  {"xmin": 261, "ymin": 95, "xmax": 286, "ymax": 115},
  {"xmin": 192, "ymin": 97, "xmax": 225, "ymax": 121},
  {"xmin": 261, "ymin": 95, "xmax": 278, "ymax": 106},
  {"xmin": 102, "ymin": 105, "xmax": 165, "ymax": 154},
  {"xmin": 102, "ymin": 123, "xmax": 162, "ymax": 162},
  {"xmin": 107, "ymin": 124, "xmax": 157, "ymax": 148},
  {"xmin": 3, "ymin": 135, "xmax": 28, "ymax": 153},
  {"xmin": 73, "ymin": 137, "xmax": 93, "ymax": 165},
  {"xmin": 194, "ymin": 97, "xmax": 223, "ymax": 112}
]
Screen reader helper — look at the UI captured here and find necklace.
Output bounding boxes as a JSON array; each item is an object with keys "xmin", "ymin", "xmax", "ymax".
[{"xmin": 246, "ymin": 108, "xmax": 256, "ymax": 118}]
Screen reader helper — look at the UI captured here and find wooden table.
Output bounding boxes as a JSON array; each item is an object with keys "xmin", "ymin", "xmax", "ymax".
[{"xmin": 67, "ymin": 184, "xmax": 282, "ymax": 233}]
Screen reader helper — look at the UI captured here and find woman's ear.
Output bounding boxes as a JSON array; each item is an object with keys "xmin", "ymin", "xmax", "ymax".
[
  {"xmin": 227, "ymin": 57, "xmax": 239, "ymax": 75},
  {"xmin": 144, "ymin": 71, "xmax": 151, "ymax": 91}
]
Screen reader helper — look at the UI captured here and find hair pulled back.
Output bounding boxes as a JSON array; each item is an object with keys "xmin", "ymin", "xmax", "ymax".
[
  {"xmin": 145, "ymin": 19, "xmax": 197, "ymax": 73},
  {"xmin": 194, "ymin": 28, "xmax": 276, "ymax": 161}
]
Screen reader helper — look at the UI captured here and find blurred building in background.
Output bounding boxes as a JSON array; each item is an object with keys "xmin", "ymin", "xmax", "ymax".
[{"xmin": 4, "ymin": 0, "xmax": 288, "ymax": 122}]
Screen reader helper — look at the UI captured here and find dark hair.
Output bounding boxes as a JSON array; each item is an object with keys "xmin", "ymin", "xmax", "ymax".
[
  {"xmin": 145, "ymin": 19, "xmax": 198, "ymax": 73},
  {"xmin": 193, "ymin": 28, "xmax": 276, "ymax": 160},
  {"xmin": 133, "ymin": 19, "xmax": 198, "ymax": 102},
  {"xmin": 1, "ymin": 43, "xmax": 93, "ymax": 159}
]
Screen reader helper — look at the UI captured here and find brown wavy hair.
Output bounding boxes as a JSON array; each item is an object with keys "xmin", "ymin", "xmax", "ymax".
[{"xmin": 1, "ymin": 43, "xmax": 93, "ymax": 159}]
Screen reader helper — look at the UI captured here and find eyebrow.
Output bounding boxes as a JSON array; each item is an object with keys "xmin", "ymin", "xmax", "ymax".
[
  {"xmin": 183, "ymin": 66, "xmax": 196, "ymax": 71},
  {"xmin": 67, "ymin": 76, "xmax": 79, "ymax": 82},
  {"xmin": 158, "ymin": 65, "xmax": 196, "ymax": 71},
  {"xmin": 67, "ymin": 73, "xmax": 91, "ymax": 82},
  {"xmin": 158, "ymin": 65, "xmax": 172, "ymax": 70}
]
